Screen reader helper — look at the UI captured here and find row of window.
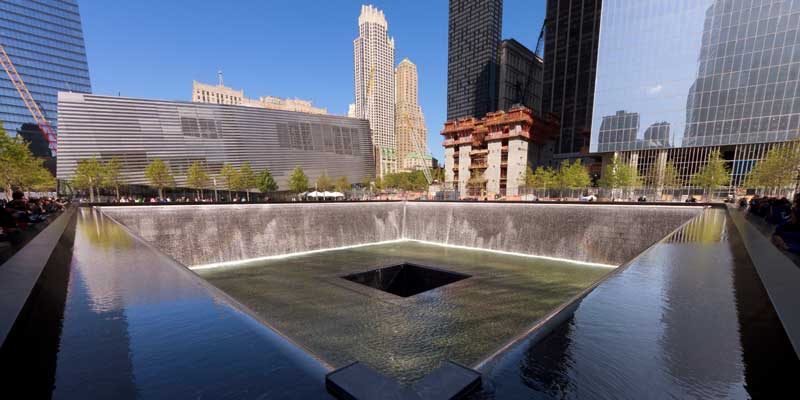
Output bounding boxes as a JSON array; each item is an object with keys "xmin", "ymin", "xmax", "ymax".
[{"xmin": 277, "ymin": 122, "xmax": 363, "ymax": 156}]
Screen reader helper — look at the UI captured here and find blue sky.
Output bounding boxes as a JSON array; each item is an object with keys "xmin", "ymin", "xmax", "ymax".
[{"xmin": 80, "ymin": 0, "xmax": 546, "ymax": 161}]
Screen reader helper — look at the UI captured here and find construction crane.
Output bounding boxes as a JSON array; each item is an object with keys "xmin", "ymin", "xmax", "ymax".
[
  {"xmin": 401, "ymin": 110, "xmax": 433, "ymax": 185},
  {"xmin": 517, "ymin": 19, "xmax": 548, "ymax": 107},
  {"xmin": 0, "ymin": 43, "xmax": 58, "ymax": 155}
]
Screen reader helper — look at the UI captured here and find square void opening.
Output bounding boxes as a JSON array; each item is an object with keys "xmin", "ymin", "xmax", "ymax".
[{"xmin": 342, "ymin": 263, "xmax": 470, "ymax": 298}]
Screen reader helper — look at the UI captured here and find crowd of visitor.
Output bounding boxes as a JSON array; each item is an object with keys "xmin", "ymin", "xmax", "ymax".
[
  {"xmin": 1, "ymin": 191, "xmax": 67, "ymax": 244},
  {"xmin": 744, "ymin": 194, "xmax": 800, "ymax": 254}
]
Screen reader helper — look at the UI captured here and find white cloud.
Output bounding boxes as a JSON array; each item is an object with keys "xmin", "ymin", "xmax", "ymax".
[{"xmin": 646, "ymin": 84, "xmax": 663, "ymax": 95}]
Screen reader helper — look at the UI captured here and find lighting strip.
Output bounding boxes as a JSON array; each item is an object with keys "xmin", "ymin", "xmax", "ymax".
[{"xmin": 190, "ymin": 239, "xmax": 616, "ymax": 270}]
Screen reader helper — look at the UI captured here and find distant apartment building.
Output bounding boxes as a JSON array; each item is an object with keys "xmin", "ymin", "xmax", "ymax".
[
  {"xmin": 354, "ymin": 5, "xmax": 396, "ymax": 176},
  {"xmin": 442, "ymin": 107, "xmax": 558, "ymax": 198},
  {"xmin": 446, "ymin": 0, "xmax": 504, "ymax": 121},
  {"xmin": 395, "ymin": 58, "xmax": 429, "ymax": 172},
  {"xmin": 57, "ymin": 93, "xmax": 373, "ymax": 189},
  {"xmin": 543, "ymin": 0, "xmax": 602, "ymax": 157},
  {"xmin": 0, "ymin": 0, "xmax": 91, "ymax": 145},
  {"xmin": 192, "ymin": 79, "xmax": 327, "ymax": 114},
  {"xmin": 497, "ymin": 39, "xmax": 543, "ymax": 114}
]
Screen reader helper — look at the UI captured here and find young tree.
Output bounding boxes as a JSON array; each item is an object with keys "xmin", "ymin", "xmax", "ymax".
[
  {"xmin": 522, "ymin": 164, "xmax": 535, "ymax": 188},
  {"xmin": 238, "ymin": 162, "xmax": 257, "ymax": 201},
  {"xmin": 599, "ymin": 155, "xmax": 640, "ymax": 198},
  {"xmin": 553, "ymin": 160, "xmax": 572, "ymax": 194},
  {"xmin": 288, "ymin": 166, "xmax": 309, "ymax": 193},
  {"xmin": 565, "ymin": 160, "xmax": 591, "ymax": 189},
  {"xmin": 316, "ymin": 170, "xmax": 333, "ymax": 191},
  {"xmin": 0, "ymin": 124, "xmax": 54, "ymax": 198},
  {"xmin": 257, "ymin": 168, "xmax": 278, "ymax": 193},
  {"xmin": 103, "ymin": 156, "xmax": 124, "ymax": 200},
  {"xmin": 744, "ymin": 140, "xmax": 800, "ymax": 194},
  {"xmin": 691, "ymin": 150, "xmax": 729, "ymax": 199},
  {"xmin": 220, "ymin": 163, "xmax": 240, "ymax": 199},
  {"xmin": 186, "ymin": 161, "xmax": 210, "ymax": 200},
  {"xmin": 73, "ymin": 157, "xmax": 105, "ymax": 202},
  {"xmin": 335, "ymin": 176, "xmax": 350, "ymax": 193},
  {"xmin": 661, "ymin": 160, "xmax": 681, "ymax": 188},
  {"xmin": 144, "ymin": 158, "xmax": 175, "ymax": 199},
  {"xmin": 530, "ymin": 166, "xmax": 556, "ymax": 193}
]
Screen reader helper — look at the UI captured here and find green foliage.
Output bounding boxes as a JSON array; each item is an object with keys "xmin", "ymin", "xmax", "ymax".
[
  {"xmin": 103, "ymin": 156, "xmax": 124, "ymax": 198},
  {"xmin": 661, "ymin": 160, "xmax": 681, "ymax": 188},
  {"xmin": 527, "ymin": 166, "xmax": 556, "ymax": 189},
  {"xmin": 0, "ymin": 124, "xmax": 55, "ymax": 197},
  {"xmin": 288, "ymin": 166, "xmax": 309, "ymax": 193},
  {"xmin": 238, "ymin": 162, "xmax": 257, "ymax": 200},
  {"xmin": 334, "ymin": 176, "xmax": 350, "ymax": 193},
  {"xmin": 691, "ymin": 150, "xmax": 729, "ymax": 194},
  {"xmin": 220, "ymin": 163, "xmax": 241, "ymax": 192},
  {"xmin": 381, "ymin": 170, "xmax": 429, "ymax": 191},
  {"xmin": 316, "ymin": 170, "xmax": 333, "ymax": 191},
  {"xmin": 554, "ymin": 160, "xmax": 590, "ymax": 189},
  {"xmin": 73, "ymin": 157, "xmax": 105, "ymax": 202},
  {"xmin": 598, "ymin": 155, "xmax": 640, "ymax": 189},
  {"xmin": 186, "ymin": 161, "xmax": 210, "ymax": 198},
  {"xmin": 744, "ymin": 140, "xmax": 800, "ymax": 191},
  {"xmin": 144, "ymin": 158, "xmax": 175, "ymax": 198},
  {"xmin": 257, "ymin": 168, "xmax": 278, "ymax": 193}
]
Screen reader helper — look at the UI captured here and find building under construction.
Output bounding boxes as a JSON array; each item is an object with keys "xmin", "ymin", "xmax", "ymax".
[{"xmin": 442, "ymin": 106, "xmax": 558, "ymax": 198}]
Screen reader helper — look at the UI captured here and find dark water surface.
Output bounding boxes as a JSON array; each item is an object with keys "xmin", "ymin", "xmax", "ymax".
[
  {"xmin": 472, "ymin": 209, "xmax": 800, "ymax": 399},
  {"xmin": 197, "ymin": 241, "xmax": 611, "ymax": 383},
  {"xmin": 0, "ymin": 209, "xmax": 331, "ymax": 399}
]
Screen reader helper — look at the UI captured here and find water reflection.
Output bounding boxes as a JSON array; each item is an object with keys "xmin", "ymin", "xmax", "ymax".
[
  {"xmin": 22, "ymin": 208, "xmax": 330, "ymax": 399},
  {"xmin": 476, "ymin": 209, "xmax": 800, "ymax": 399}
]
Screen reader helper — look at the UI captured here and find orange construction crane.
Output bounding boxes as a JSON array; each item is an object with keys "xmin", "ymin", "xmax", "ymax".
[{"xmin": 0, "ymin": 43, "xmax": 58, "ymax": 154}]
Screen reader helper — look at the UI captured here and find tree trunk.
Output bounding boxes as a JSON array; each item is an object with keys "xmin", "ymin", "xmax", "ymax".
[
  {"xmin": 89, "ymin": 186, "xmax": 95, "ymax": 203},
  {"xmin": 246, "ymin": 191, "xmax": 250, "ymax": 201},
  {"xmin": 115, "ymin": 186, "xmax": 120, "ymax": 200},
  {"xmin": 158, "ymin": 187, "xmax": 164, "ymax": 199}
]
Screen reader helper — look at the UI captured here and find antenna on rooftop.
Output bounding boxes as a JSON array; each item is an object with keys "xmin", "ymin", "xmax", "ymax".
[{"xmin": 218, "ymin": 69, "xmax": 224, "ymax": 86}]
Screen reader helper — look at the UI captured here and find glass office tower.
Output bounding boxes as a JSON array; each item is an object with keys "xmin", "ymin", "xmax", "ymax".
[
  {"xmin": 591, "ymin": 0, "xmax": 800, "ymax": 189},
  {"xmin": 0, "ymin": 0, "xmax": 91, "ymax": 147}
]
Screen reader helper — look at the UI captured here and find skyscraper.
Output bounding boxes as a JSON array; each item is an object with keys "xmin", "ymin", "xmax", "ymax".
[
  {"xmin": 395, "ymin": 58, "xmax": 428, "ymax": 171},
  {"xmin": 542, "ymin": 0, "xmax": 602, "ymax": 156},
  {"xmin": 0, "ymin": 0, "xmax": 91, "ymax": 144},
  {"xmin": 354, "ymin": 4, "xmax": 396, "ymax": 176},
  {"xmin": 446, "ymin": 0, "xmax": 503, "ymax": 121},
  {"xmin": 497, "ymin": 39, "xmax": 543, "ymax": 114},
  {"xmin": 590, "ymin": 0, "xmax": 800, "ymax": 191}
]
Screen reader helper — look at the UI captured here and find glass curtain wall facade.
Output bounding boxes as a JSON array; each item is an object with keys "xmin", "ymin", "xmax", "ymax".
[
  {"xmin": 592, "ymin": 0, "xmax": 800, "ymax": 152},
  {"xmin": 591, "ymin": 0, "xmax": 800, "ymax": 191},
  {"xmin": 0, "ymin": 0, "xmax": 91, "ymax": 139}
]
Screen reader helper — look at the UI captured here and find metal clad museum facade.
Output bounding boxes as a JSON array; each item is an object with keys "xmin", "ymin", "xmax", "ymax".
[
  {"xmin": 591, "ymin": 0, "xmax": 800, "ymax": 189},
  {"xmin": 56, "ymin": 93, "xmax": 375, "ymax": 188}
]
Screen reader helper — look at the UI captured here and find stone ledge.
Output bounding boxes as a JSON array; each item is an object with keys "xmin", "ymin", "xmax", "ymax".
[
  {"xmin": 728, "ymin": 206, "xmax": 800, "ymax": 357},
  {"xmin": 0, "ymin": 207, "xmax": 75, "ymax": 347}
]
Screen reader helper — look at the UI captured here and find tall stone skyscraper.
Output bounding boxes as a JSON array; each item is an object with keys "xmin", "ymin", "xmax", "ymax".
[
  {"xmin": 354, "ymin": 4, "xmax": 396, "ymax": 176},
  {"xmin": 446, "ymin": 0, "xmax": 503, "ymax": 121},
  {"xmin": 395, "ymin": 59, "xmax": 428, "ymax": 171}
]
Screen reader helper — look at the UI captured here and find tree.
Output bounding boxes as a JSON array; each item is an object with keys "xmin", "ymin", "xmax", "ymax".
[
  {"xmin": 744, "ymin": 141, "xmax": 800, "ymax": 194},
  {"xmin": 0, "ymin": 124, "xmax": 54, "ymax": 198},
  {"xmin": 565, "ymin": 160, "xmax": 591, "ymax": 189},
  {"xmin": 691, "ymin": 150, "xmax": 729, "ymax": 199},
  {"xmin": 103, "ymin": 156, "xmax": 124, "ymax": 199},
  {"xmin": 599, "ymin": 155, "xmax": 640, "ymax": 199},
  {"xmin": 257, "ymin": 168, "xmax": 278, "ymax": 193},
  {"xmin": 529, "ymin": 166, "xmax": 557, "ymax": 194},
  {"xmin": 220, "ymin": 163, "xmax": 240, "ymax": 199},
  {"xmin": 239, "ymin": 162, "xmax": 257, "ymax": 201},
  {"xmin": 186, "ymin": 161, "xmax": 210, "ymax": 199},
  {"xmin": 316, "ymin": 170, "xmax": 333, "ymax": 191},
  {"xmin": 522, "ymin": 165, "xmax": 535, "ymax": 188},
  {"xmin": 144, "ymin": 158, "xmax": 174, "ymax": 199},
  {"xmin": 73, "ymin": 157, "xmax": 105, "ymax": 202},
  {"xmin": 288, "ymin": 166, "xmax": 309, "ymax": 193},
  {"xmin": 335, "ymin": 176, "xmax": 350, "ymax": 193},
  {"xmin": 661, "ymin": 160, "xmax": 681, "ymax": 188}
]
